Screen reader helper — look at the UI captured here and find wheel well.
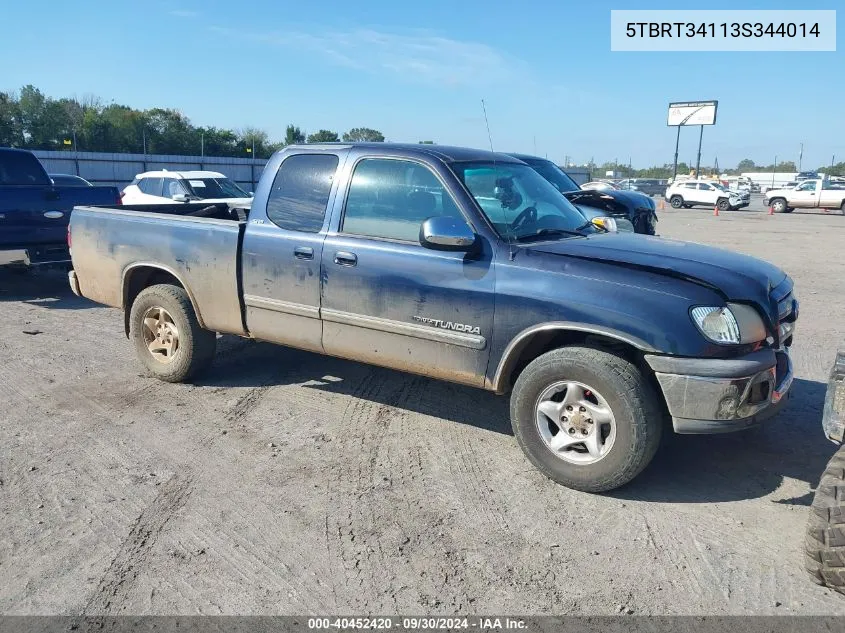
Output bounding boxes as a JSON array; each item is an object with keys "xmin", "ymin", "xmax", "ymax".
[
  {"xmin": 122, "ymin": 267, "xmax": 186, "ymax": 336},
  {"xmin": 496, "ymin": 329, "xmax": 670, "ymax": 422},
  {"xmin": 498, "ymin": 330, "xmax": 647, "ymax": 393}
]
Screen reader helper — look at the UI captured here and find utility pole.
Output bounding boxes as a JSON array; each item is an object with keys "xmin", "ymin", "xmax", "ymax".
[
  {"xmin": 533, "ymin": 135, "xmax": 537, "ymax": 155},
  {"xmin": 671, "ymin": 125, "xmax": 681, "ymax": 181},
  {"xmin": 694, "ymin": 125, "xmax": 703, "ymax": 181},
  {"xmin": 799, "ymin": 143, "xmax": 803, "ymax": 171},
  {"xmin": 201, "ymin": 132, "xmax": 204, "ymax": 158},
  {"xmin": 771, "ymin": 155, "xmax": 777, "ymax": 191}
]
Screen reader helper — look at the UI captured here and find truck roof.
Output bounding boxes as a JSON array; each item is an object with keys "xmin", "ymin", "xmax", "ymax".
[
  {"xmin": 135, "ymin": 170, "xmax": 227, "ymax": 179},
  {"xmin": 283, "ymin": 143, "xmax": 524, "ymax": 164}
]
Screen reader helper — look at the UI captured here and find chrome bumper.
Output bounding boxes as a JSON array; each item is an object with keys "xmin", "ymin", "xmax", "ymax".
[{"xmin": 645, "ymin": 348, "xmax": 793, "ymax": 434}]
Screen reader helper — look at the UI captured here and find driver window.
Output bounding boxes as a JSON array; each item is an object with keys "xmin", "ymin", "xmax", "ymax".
[
  {"xmin": 698, "ymin": 183, "xmax": 713, "ymax": 190},
  {"xmin": 342, "ymin": 158, "xmax": 465, "ymax": 242},
  {"xmin": 798, "ymin": 181, "xmax": 815, "ymax": 191}
]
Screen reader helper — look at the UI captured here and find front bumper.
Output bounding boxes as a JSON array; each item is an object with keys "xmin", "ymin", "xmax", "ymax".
[{"xmin": 645, "ymin": 347, "xmax": 793, "ymax": 434}]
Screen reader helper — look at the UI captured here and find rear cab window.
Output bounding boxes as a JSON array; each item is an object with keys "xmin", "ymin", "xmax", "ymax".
[
  {"xmin": 266, "ymin": 154, "xmax": 340, "ymax": 232},
  {"xmin": 0, "ymin": 151, "xmax": 51, "ymax": 186}
]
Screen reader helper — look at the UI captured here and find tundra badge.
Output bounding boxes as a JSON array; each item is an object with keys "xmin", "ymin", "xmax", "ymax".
[{"xmin": 413, "ymin": 316, "xmax": 480, "ymax": 335}]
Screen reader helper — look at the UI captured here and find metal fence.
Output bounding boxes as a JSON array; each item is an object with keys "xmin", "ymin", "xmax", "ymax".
[
  {"xmin": 31, "ymin": 150, "xmax": 269, "ymax": 192},
  {"xmin": 30, "ymin": 149, "xmax": 594, "ymax": 193}
]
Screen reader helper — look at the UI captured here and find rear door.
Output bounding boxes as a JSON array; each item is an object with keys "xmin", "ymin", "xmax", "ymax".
[
  {"xmin": 137, "ymin": 177, "xmax": 166, "ymax": 203},
  {"xmin": 819, "ymin": 181, "xmax": 844, "ymax": 208},
  {"xmin": 319, "ymin": 153, "xmax": 495, "ymax": 387},
  {"xmin": 241, "ymin": 151, "xmax": 344, "ymax": 353}
]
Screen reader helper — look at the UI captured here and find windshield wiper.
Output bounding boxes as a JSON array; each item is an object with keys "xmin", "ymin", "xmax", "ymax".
[{"xmin": 514, "ymin": 227, "xmax": 586, "ymax": 243}]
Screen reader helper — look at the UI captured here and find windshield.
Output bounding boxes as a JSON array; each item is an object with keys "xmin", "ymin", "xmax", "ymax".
[
  {"xmin": 522, "ymin": 158, "xmax": 580, "ymax": 193},
  {"xmin": 184, "ymin": 177, "xmax": 249, "ymax": 199},
  {"xmin": 451, "ymin": 162, "xmax": 594, "ymax": 241}
]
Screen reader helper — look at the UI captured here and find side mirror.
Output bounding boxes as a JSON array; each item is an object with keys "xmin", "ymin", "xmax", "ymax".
[
  {"xmin": 591, "ymin": 216, "xmax": 618, "ymax": 233},
  {"xmin": 419, "ymin": 216, "xmax": 477, "ymax": 251},
  {"xmin": 172, "ymin": 193, "xmax": 189, "ymax": 202}
]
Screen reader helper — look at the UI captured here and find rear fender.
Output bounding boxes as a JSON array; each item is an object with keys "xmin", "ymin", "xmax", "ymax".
[{"xmin": 121, "ymin": 262, "xmax": 206, "ymax": 336}]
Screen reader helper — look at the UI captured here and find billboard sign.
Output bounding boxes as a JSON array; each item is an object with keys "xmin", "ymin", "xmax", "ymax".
[{"xmin": 667, "ymin": 101, "xmax": 718, "ymax": 126}]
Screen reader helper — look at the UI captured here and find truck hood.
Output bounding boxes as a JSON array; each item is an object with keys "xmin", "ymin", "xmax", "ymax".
[
  {"xmin": 564, "ymin": 189, "xmax": 652, "ymax": 209},
  {"xmin": 525, "ymin": 233, "xmax": 786, "ymax": 314}
]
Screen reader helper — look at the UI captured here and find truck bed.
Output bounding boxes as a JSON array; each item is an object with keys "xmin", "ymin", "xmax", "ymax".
[{"xmin": 70, "ymin": 203, "xmax": 248, "ymax": 336}]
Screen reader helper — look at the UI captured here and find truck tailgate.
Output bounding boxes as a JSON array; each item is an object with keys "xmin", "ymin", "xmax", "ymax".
[
  {"xmin": 70, "ymin": 206, "xmax": 246, "ymax": 336},
  {"xmin": 0, "ymin": 185, "xmax": 119, "ymax": 250}
]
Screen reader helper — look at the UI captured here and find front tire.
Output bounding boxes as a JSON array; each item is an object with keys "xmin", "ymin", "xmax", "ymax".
[
  {"xmin": 129, "ymin": 284, "xmax": 216, "ymax": 383},
  {"xmin": 670, "ymin": 195, "xmax": 683, "ymax": 209},
  {"xmin": 771, "ymin": 198, "xmax": 788, "ymax": 213},
  {"xmin": 805, "ymin": 444, "xmax": 845, "ymax": 594},
  {"xmin": 717, "ymin": 197, "xmax": 731, "ymax": 211},
  {"xmin": 510, "ymin": 346, "xmax": 662, "ymax": 493}
]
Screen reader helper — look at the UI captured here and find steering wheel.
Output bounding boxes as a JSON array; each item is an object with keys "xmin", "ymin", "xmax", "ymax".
[{"xmin": 510, "ymin": 206, "xmax": 537, "ymax": 232}]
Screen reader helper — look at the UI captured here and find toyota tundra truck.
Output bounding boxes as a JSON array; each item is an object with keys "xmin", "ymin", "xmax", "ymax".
[
  {"xmin": 764, "ymin": 178, "xmax": 845, "ymax": 214},
  {"xmin": 67, "ymin": 143, "xmax": 798, "ymax": 492}
]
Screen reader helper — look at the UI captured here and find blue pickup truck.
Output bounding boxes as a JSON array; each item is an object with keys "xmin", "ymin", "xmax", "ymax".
[
  {"xmin": 67, "ymin": 143, "xmax": 798, "ymax": 492},
  {"xmin": 0, "ymin": 148, "xmax": 120, "ymax": 266}
]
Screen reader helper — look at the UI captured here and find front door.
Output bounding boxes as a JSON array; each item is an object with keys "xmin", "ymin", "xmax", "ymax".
[
  {"xmin": 697, "ymin": 183, "xmax": 719, "ymax": 205},
  {"xmin": 320, "ymin": 156, "xmax": 495, "ymax": 387},
  {"xmin": 790, "ymin": 180, "xmax": 817, "ymax": 208},
  {"xmin": 242, "ymin": 152, "xmax": 343, "ymax": 353}
]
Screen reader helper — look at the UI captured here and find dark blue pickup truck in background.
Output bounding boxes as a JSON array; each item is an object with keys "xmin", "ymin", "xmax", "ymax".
[
  {"xmin": 67, "ymin": 143, "xmax": 797, "ymax": 492},
  {"xmin": 0, "ymin": 148, "xmax": 119, "ymax": 265}
]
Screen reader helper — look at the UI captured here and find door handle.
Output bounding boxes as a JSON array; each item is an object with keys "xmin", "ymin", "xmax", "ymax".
[
  {"xmin": 334, "ymin": 251, "xmax": 357, "ymax": 266},
  {"xmin": 294, "ymin": 246, "xmax": 314, "ymax": 260}
]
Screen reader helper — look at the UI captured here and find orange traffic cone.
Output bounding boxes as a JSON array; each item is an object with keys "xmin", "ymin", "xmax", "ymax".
[
  {"xmin": 713, "ymin": 204, "xmax": 719, "ymax": 217},
  {"xmin": 768, "ymin": 205, "xmax": 774, "ymax": 215},
  {"xmin": 658, "ymin": 199, "xmax": 665, "ymax": 211}
]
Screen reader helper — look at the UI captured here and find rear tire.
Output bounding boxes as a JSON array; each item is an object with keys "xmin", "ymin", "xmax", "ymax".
[
  {"xmin": 670, "ymin": 195, "xmax": 683, "ymax": 209},
  {"xmin": 129, "ymin": 284, "xmax": 216, "ymax": 383},
  {"xmin": 805, "ymin": 444, "xmax": 845, "ymax": 594},
  {"xmin": 510, "ymin": 346, "xmax": 662, "ymax": 493}
]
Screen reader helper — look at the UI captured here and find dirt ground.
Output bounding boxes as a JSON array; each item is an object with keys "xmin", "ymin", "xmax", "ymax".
[{"xmin": 2, "ymin": 205, "xmax": 844, "ymax": 616}]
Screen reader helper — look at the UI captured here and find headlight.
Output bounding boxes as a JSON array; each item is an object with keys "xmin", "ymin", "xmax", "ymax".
[{"xmin": 690, "ymin": 303, "xmax": 767, "ymax": 344}]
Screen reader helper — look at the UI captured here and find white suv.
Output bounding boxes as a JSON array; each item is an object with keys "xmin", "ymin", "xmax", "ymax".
[
  {"xmin": 122, "ymin": 170, "xmax": 253, "ymax": 206},
  {"xmin": 665, "ymin": 179, "xmax": 749, "ymax": 211}
]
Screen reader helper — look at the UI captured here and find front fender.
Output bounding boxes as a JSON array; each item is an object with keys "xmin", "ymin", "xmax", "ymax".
[{"xmin": 489, "ymin": 321, "xmax": 656, "ymax": 393}]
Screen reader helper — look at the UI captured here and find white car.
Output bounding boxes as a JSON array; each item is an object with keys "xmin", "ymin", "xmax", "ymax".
[
  {"xmin": 121, "ymin": 170, "xmax": 253, "ymax": 206},
  {"xmin": 665, "ymin": 179, "xmax": 750, "ymax": 211}
]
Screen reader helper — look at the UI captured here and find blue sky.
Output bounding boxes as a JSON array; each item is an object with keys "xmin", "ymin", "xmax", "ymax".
[{"xmin": 2, "ymin": 0, "xmax": 842, "ymax": 168}]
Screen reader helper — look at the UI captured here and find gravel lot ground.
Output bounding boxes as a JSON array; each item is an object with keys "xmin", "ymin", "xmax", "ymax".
[{"xmin": 1, "ymin": 205, "xmax": 844, "ymax": 616}]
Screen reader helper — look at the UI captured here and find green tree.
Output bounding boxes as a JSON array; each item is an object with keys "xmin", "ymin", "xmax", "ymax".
[
  {"xmin": 306, "ymin": 129, "xmax": 340, "ymax": 143},
  {"xmin": 418, "ymin": 140, "xmax": 435, "ymax": 144},
  {"xmin": 284, "ymin": 125, "xmax": 305, "ymax": 145},
  {"xmin": 342, "ymin": 127, "xmax": 385, "ymax": 142},
  {"xmin": 0, "ymin": 91, "xmax": 23, "ymax": 147},
  {"xmin": 736, "ymin": 158, "xmax": 756, "ymax": 172}
]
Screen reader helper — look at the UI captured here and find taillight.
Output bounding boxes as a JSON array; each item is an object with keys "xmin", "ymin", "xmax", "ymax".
[
  {"xmin": 117, "ymin": 191, "xmax": 124, "ymax": 205},
  {"xmin": 67, "ymin": 225, "xmax": 72, "ymax": 249}
]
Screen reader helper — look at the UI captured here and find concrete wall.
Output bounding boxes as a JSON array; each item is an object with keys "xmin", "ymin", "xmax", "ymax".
[{"xmin": 31, "ymin": 150, "xmax": 269, "ymax": 192}]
